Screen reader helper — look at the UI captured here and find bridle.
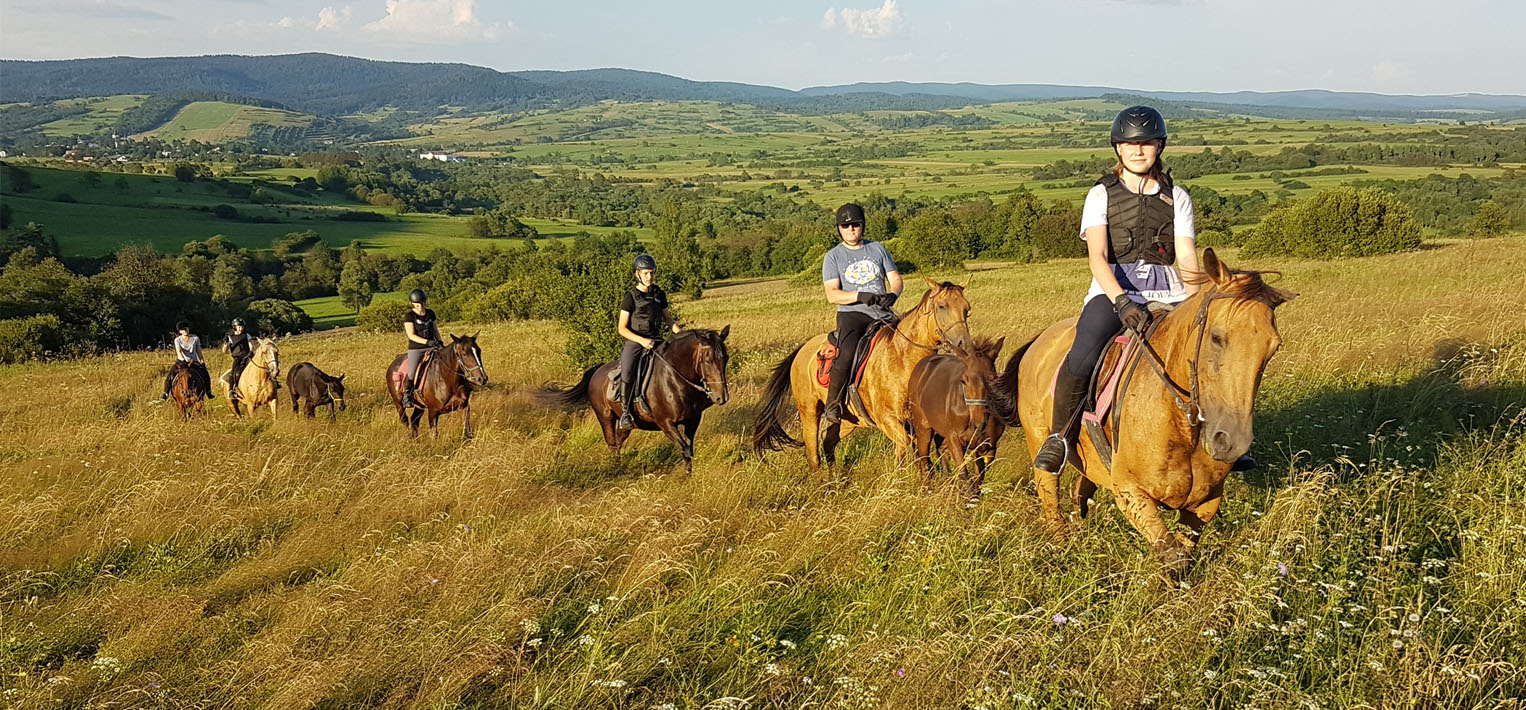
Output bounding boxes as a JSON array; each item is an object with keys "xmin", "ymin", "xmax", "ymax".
[
  {"xmin": 888, "ymin": 290, "xmax": 967, "ymax": 352},
  {"xmin": 651, "ymin": 337, "xmax": 725, "ymax": 402},
  {"xmin": 451, "ymin": 341, "xmax": 488, "ymax": 384},
  {"xmin": 252, "ymin": 342, "xmax": 279, "ymax": 384},
  {"xmin": 1128, "ymin": 285, "xmax": 1232, "ymax": 439}
]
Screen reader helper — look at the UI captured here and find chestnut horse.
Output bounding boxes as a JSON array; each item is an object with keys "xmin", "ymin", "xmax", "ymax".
[
  {"xmin": 534, "ymin": 327, "xmax": 731, "ymax": 475},
  {"xmin": 1013, "ymin": 249, "xmax": 1294, "ymax": 574},
  {"xmin": 386, "ymin": 334, "xmax": 489, "ymax": 440},
  {"xmin": 753, "ymin": 279, "xmax": 973, "ymax": 471},
  {"xmin": 170, "ymin": 364, "xmax": 210, "ymax": 419},
  {"xmin": 907, "ymin": 335, "xmax": 1010, "ymax": 497},
  {"xmin": 222, "ymin": 338, "xmax": 280, "ymax": 418}
]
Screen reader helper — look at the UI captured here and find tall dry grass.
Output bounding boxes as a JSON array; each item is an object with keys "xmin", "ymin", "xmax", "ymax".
[{"xmin": 2, "ymin": 239, "xmax": 1524, "ymax": 708}]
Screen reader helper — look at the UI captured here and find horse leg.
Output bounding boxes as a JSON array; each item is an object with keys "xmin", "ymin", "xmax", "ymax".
[
  {"xmin": 948, "ymin": 437, "xmax": 972, "ymax": 496},
  {"xmin": 428, "ymin": 410, "xmax": 441, "ymax": 439},
  {"xmin": 328, "ymin": 403, "xmax": 337, "ymax": 423},
  {"xmin": 801, "ymin": 399, "xmax": 823, "ymax": 472},
  {"xmin": 655, "ymin": 419, "xmax": 695, "ymax": 476},
  {"xmin": 1176, "ymin": 495, "xmax": 1223, "ymax": 552},
  {"xmin": 821, "ymin": 422, "xmax": 843, "ymax": 474},
  {"xmin": 1032, "ymin": 467, "xmax": 1066, "ymax": 531},
  {"xmin": 408, "ymin": 409, "xmax": 422, "ymax": 438},
  {"xmin": 305, "ymin": 403, "xmax": 316, "ymax": 419},
  {"xmin": 1113, "ymin": 484, "xmax": 1191, "ymax": 578},
  {"xmin": 913, "ymin": 424, "xmax": 935, "ymax": 493},
  {"xmin": 1074, "ymin": 476, "xmax": 1099, "ymax": 520},
  {"xmin": 462, "ymin": 403, "xmax": 473, "ymax": 441}
]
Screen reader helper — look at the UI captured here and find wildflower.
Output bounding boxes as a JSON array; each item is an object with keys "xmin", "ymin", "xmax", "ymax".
[
  {"xmin": 765, "ymin": 663, "xmax": 781, "ymax": 676},
  {"xmin": 895, "ymin": 668, "xmax": 906, "ymax": 678},
  {"xmin": 526, "ymin": 638, "xmax": 542, "ymax": 647},
  {"xmin": 1277, "ymin": 562, "xmax": 1289, "ymax": 576},
  {"xmin": 826, "ymin": 634, "xmax": 848, "ymax": 649},
  {"xmin": 588, "ymin": 603, "xmax": 602, "ymax": 615},
  {"xmin": 1407, "ymin": 613, "xmax": 1420, "ymax": 622},
  {"xmin": 430, "ymin": 578, "xmax": 440, "ymax": 586},
  {"xmin": 1202, "ymin": 670, "xmax": 1217, "ymax": 680},
  {"xmin": 521, "ymin": 619, "xmax": 541, "ymax": 635},
  {"xmin": 779, "ymin": 639, "xmax": 797, "ymax": 651},
  {"xmin": 1052, "ymin": 613, "xmax": 1069, "ymax": 627},
  {"xmin": 1202, "ymin": 628, "xmax": 1218, "ymax": 638},
  {"xmin": 1392, "ymin": 640, "xmax": 1404, "ymax": 649},
  {"xmin": 91, "ymin": 656, "xmax": 123, "ymax": 673},
  {"xmin": 579, "ymin": 634, "xmax": 596, "ymax": 647}
]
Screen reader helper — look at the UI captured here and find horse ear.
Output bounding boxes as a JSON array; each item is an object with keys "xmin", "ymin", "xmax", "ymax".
[
  {"xmin": 989, "ymin": 336, "xmax": 1006, "ymax": 359},
  {"xmin": 719, "ymin": 324, "xmax": 730, "ymax": 341},
  {"xmin": 471, "ymin": 330, "xmax": 480, "ymax": 340},
  {"xmin": 1202, "ymin": 248, "xmax": 1231, "ymax": 285},
  {"xmin": 338, "ymin": 373, "xmax": 346, "ymax": 381},
  {"xmin": 945, "ymin": 339, "xmax": 969, "ymax": 359},
  {"xmin": 960, "ymin": 274, "xmax": 971, "ymax": 288},
  {"xmin": 923, "ymin": 276, "xmax": 940, "ymax": 291}
]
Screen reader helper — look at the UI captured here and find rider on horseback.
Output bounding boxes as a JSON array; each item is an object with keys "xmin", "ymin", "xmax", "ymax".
[
  {"xmin": 154, "ymin": 320, "xmax": 212, "ymax": 403},
  {"xmin": 221, "ymin": 317, "xmax": 254, "ymax": 402},
  {"xmin": 821, "ymin": 202, "xmax": 901, "ymax": 425},
  {"xmin": 401, "ymin": 289, "xmax": 442, "ymax": 409},
  {"xmin": 616, "ymin": 254, "xmax": 681, "ymax": 430},
  {"xmin": 1032, "ymin": 106, "xmax": 1208, "ymax": 474}
]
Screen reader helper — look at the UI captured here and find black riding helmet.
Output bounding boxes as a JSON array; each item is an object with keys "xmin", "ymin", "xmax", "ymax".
[
  {"xmin": 408, "ymin": 288, "xmax": 427, "ymax": 304},
  {"xmin": 633, "ymin": 254, "xmax": 657, "ymax": 271},
  {"xmin": 176, "ymin": 321, "xmax": 190, "ymax": 332},
  {"xmin": 1110, "ymin": 106, "xmax": 1168, "ymax": 147},
  {"xmin": 231, "ymin": 317, "xmax": 244, "ymax": 327}
]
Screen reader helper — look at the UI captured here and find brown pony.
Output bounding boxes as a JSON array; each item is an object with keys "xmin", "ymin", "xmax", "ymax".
[
  {"xmin": 386, "ymin": 334, "xmax": 488, "ymax": 440},
  {"xmin": 170, "ymin": 364, "xmax": 209, "ymax": 419},
  {"xmin": 753, "ymin": 278, "xmax": 973, "ymax": 471},
  {"xmin": 534, "ymin": 327, "xmax": 731, "ymax": 475},
  {"xmin": 1012, "ymin": 249, "xmax": 1295, "ymax": 574},
  {"xmin": 907, "ymin": 335, "xmax": 1009, "ymax": 497}
]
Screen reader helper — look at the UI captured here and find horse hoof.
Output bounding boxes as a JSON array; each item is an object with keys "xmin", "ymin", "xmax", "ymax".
[{"xmin": 1154, "ymin": 543, "xmax": 1193, "ymax": 579}]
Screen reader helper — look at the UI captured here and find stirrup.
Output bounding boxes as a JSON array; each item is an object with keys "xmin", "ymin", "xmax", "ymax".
[
  {"xmin": 617, "ymin": 411, "xmax": 634, "ymax": 430},
  {"xmin": 1033, "ymin": 433, "xmax": 1069, "ymax": 475}
]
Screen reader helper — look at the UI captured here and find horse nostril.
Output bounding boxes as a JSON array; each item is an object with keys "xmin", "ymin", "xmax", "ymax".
[{"xmin": 1210, "ymin": 430, "xmax": 1232, "ymax": 459}]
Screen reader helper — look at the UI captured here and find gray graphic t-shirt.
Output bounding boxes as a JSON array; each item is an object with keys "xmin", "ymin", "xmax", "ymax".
[{"xmin": 822, "ymin": 241, "xmax": 898, "ymax": 317}]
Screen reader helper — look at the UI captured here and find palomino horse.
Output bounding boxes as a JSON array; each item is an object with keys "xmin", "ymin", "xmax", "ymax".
[
  {"xmin": 534, "ymin": 327, "xmax": 731, "ymax": 475},
  {"xmin": 906, "ymin": 335, "xmax": 1009, "ymax": 497},
  {"xmin": 222, "ymin": 338, "xmax": 280, "ymax": 418},
  {"xmin": 1012, "ymin": 249, "xmax": 1295, "ymax": 574},
  {"xmin": 754, "ymin": 279, "xmax": 973, "ymax": 471},
  {"xmin": 386, "ymin": 334, "xmax": 488, "ymax": 440}
]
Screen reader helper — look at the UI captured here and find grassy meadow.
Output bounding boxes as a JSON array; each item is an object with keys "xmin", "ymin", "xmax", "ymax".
[{"xmin": 2, "ymin": 237, "xmax": 1524, "ymax": 708}]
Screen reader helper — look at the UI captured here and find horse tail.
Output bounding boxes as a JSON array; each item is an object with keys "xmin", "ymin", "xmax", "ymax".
[
  {"xmin": 753, "ymin": 343, "xmax": 806, "ymax": 455},
  {"xmin": 985, "ymin": 335, "xmax": 1034, "ymax": 428},
  {"xmin": 534, "ymin": 365, "xmax": 600, "ymax": 408}
]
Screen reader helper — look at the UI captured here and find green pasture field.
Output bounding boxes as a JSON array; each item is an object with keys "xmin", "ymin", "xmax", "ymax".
[
  {"xmin": 1, "ymin": 165, "xmax": 651, "ymax": 257},
  {"xmin": 1, "ymin": 237, "xmax": 1522, "ymax": 707},
  {"xmin": 135, "ymin": 101, "xmax": 313, "ymax": 142},
  {"xmin": 297, "ymin": 290, "xmax": 406, "ymax": 330},
  {"xmin": 35, "ymin": 95, "xmax": 148, "ymax": 137}
]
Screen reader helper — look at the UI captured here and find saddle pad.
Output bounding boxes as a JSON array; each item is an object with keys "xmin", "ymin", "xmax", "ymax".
[
  {"xmin": 394, "ymin": 350, "xmax": 436, "ymax": 390},
  {"xmin": 1081, "ymin": 335, "xmax": 1138, "ymax": 428},
  {"xmin": 814, "ymin": 343, "xmax": 839, "ymax": 387}
]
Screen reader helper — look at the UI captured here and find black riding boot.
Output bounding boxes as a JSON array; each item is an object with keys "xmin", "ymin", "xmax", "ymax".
[
  {"xmin": 823, "ymin": 368, "xmax": 847, "ymax": 425},
  {"xmin": 401, "ymin": 382, "xmax": 417, "ymax": 409},
  {"xmin": 1034, "ymin": 366, "xmax": 1089, "ymax": 473},
  {"xmin": 617, "ymin": 381, "xmax": 636, "ymax": 430}
]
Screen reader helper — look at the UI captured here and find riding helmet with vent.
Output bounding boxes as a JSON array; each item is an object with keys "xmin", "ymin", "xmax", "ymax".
[
  {"xmin": 1110, "ymin": 106, "xmax": 1168, "ymax": 147},
  {"xmin": 408, "ymin": 289, "xmax": 427, "ymax": 304},
  {"xmin": 633, "ymin": 254, "xmax": 657, "ymax": 271}
]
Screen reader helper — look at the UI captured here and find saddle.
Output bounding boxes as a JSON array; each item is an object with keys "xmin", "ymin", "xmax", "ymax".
[
  {"xmin": 392, "ymin": 348, "xmax": 438, "ymax": 391},
  {"xmin": 815, "ymin": 321, "xmax": 892, "ymax": 424},
  {"xmin": 612, "ymin": 346, "xmax": 658, "ymax": 415},
  {"xmin": 1052, "ymin": 303, "xmax": 1174, "ymax": 470}
]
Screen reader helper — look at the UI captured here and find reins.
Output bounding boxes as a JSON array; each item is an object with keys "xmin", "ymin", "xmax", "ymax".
[{"xmin": 1128, "ymin": 285, "xmax": 1228, "ymax": 434}]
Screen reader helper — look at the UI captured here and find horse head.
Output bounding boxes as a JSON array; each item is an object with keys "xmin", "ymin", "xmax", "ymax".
[
  {"xmin": 1188, "ymin": 248, "xmax": 1298, "ymax": 463},
  {"xmin": 254, "ymin": 338, "xmax": 280, "ymax": 380},
  {"xmin": 907, "ymin": 277, "xmax": 973, "ymax": 351},
  {"xmin": 450, "ymin": 332, "xmax": 489, "ymax": 387},
  {"xmin": 946, "ymin": 335, "xmax": 1005, "ymax": 435},
  {"xmin": 330, "ymin": 372, "xmax": 347, "ymax": 410},
  {"xmin": 686, "ymin": 325, "xmax": 730, "ymax": 405}
]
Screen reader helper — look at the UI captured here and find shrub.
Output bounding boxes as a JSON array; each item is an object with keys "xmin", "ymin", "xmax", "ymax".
[
  {"xmin": 1194, "ymin": 229, "xmax": 1243, "ymax": 249},
  {"xmin": 1241, "ymin": 187, "xmax": 1421, "ymax": 259},
  {"xmin": 211, "ymin": 204, "xmax": 239, "ymax": 220},
  {"xmin": 357, "ymin": 299, "xmax": 411, "ymax": 334},
  {"xmin": 244, "ymin": 299, "xmax": 313, "ymax": 336},
  {"xmin": 0, "ymin": 313, "xmax": 65, "ymax": 364},
  {"xmin": 1470, "ymin": 201, "xmax": 1509, "ymax": 237}
]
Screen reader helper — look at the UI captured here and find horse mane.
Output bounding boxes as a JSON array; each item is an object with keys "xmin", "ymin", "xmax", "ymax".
[
  {"xmin": 1186, "ymin": 267, "xmax": 1296, "ymax": 309},
  {"xmin": 969, "ymin": 335, "xmax": 1003, "ymax": 364}
]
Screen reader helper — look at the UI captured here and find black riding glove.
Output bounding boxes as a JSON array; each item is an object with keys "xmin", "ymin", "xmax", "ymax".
[
  {"xmin": 1114, "ymin": 294, "xmax": 1151, "ymax": 332},
  {"xmin": 854, "ymin": 291, "xmax": 876, "ymax": 305},
  {"xmin": 428, "ymin": 338, "xmax": 443, "ymax": 348},
  {"xmin": 877, "ymin": 292, "xmax": 899, "ymax": 309}
]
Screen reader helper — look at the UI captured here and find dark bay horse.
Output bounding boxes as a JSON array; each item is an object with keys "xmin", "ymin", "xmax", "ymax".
[
  {"xmin": 288, "ymin": 362, "xmax": 347, "ymax": 422},
  {"xmin": 906, "ymin": 335, "xmax": 1011, "ymax": 497},
  {"xmin": 534, "ymin": 327, "xmax": 731, "ymax": 475},
  {"xmin": 753, "ymin": 279, "xmax": 973, "ymax": 472},
  {"xmin": 386, "ymin": 334, "xmax": 488, "ymax": 440},
  {"xmin": 1012, "ymin": 249, "xmax": 1295, "ymax": 575}
]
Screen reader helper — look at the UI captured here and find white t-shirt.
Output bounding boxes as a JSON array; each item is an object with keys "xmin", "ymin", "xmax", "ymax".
[{"xmin": 1079, "ymin": 180, "xmax": 1196, "ymax": 305}]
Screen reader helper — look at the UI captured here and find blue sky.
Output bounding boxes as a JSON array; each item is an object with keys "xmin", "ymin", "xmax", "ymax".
[{"xmin": 2, "ymin": 0, "xmax": 1522, "ymax": 94}]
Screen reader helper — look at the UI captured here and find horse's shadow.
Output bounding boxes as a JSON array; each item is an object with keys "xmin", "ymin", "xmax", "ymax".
[{"xmin": 1246, "ymin": 337, "xmax": 1525, "ymax": 489}]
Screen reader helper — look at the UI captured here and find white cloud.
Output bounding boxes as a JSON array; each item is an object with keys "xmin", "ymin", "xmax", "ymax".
[
  {"xmin": 364, "ymin": 0, "xmax": 504, "ymax": 42},
  {"xmin": 1371, "ymin": 60, "xmax": 1410, "ymax": 84},
  {"xmin": 316, "ymin": 5, "xmax": 353, "ymax": 31},
  {"xmin": 822, "ymin": 0, "xmax": 902, "ymax": 38},
  {"xmin": 882, "ymin": 52, "xmax": 913, "ymax": 63},
  {"xmin": 276, "ymin": 16, "xmax": 296, "ymax": 29}
]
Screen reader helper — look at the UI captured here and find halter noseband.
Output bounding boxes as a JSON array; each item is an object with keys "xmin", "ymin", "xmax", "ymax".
[{"xmin": 1131, "ymin": 285, "xmax": 1230, "ymax": 438}]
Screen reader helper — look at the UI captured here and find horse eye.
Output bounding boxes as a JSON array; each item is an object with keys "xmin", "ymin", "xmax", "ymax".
[{"xmin": 1210, "ymin": 329, "xmax": 1226, "ymax": 348}]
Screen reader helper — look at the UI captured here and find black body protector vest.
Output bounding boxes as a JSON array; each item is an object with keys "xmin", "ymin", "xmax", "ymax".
[
  {"xmin": 1098, "ymin": 172, "xmax": 1177, "ymax": 266},
  {"xmin": 627, "ymin": 287, "xmax": 666, "ymax": 339}
]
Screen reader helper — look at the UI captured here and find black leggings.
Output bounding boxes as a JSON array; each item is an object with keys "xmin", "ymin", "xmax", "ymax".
[
  {"xmin": 1063, "ymin": 295, "xmax": 1125, "ymax": 378},
  {"xmin": 828, "ymin": 310, "xmax": 876, "ymax": 398}
]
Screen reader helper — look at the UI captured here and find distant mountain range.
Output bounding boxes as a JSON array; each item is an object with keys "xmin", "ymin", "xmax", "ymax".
[{"xmin": 3, "ymin": 53, "xmax": 1523, "ymax": 120}]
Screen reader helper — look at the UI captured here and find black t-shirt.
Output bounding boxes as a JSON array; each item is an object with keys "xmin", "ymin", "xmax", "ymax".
[
  {"xmin": 403, "ymin": 308, "xmax": 439, "ymax": 350},
  {"xmin": 620, "ymin": 286, "xmax": 668, "ymax": 339},
  {"xmin": 226, "ymin": 331, "xmax": 253, "ymax": 359}
]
